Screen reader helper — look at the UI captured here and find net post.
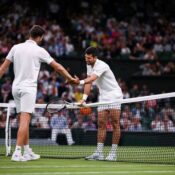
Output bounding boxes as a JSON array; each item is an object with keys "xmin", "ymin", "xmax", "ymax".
[{"xmin": 5, "ymin": 105, "xmax": 11, "ymax": 156}]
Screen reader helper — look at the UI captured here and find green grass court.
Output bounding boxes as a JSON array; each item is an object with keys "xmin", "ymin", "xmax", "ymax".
[
  {"xmin": 7, "ymin": 145, "xmax": 175, "ymax": 164},
  {"xmin": 1, "ymin": 146, "xmax": 175, "ymax": 175},
  {"xmin": 1, "ymin": 157, "xmax": 175, "ymax": 175},
  {"xmin": 2, "ymin": 145, "xmax": 175, "ymax": 163}
]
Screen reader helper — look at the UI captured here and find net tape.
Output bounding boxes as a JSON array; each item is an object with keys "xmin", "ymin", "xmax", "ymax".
[{"xmin": 0, "ymin": 92, "xmax": 175, "ymax": 109}]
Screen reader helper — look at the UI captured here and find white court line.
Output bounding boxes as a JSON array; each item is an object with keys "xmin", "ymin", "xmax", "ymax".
[
  {"xmin": 1, "ymin": 164, "xmax": 175, "ymax": 169},
  {"xmin": 2, "ymin": 171, "xmax": 175, "ymax": 175}
]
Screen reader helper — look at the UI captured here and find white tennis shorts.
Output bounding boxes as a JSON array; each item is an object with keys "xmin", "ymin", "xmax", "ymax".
[
  {"xmin": 97, "ymin": 102, "xmax": 122, "ymax": 112},
  {"xmin": 12, "ymin": 87, "xmax": 37, "ymax": 113},
  {"xmin": 98, "ymin": 92, "xmax": 123, "ymax": 112}
]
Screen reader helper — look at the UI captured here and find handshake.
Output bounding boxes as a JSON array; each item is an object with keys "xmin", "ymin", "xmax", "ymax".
[{"xmin": 67, "ymin": 75, "xmax": 81, "ymax": 85}]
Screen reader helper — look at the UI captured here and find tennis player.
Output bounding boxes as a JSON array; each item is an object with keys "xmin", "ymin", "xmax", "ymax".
[
  {"xmin": 0, "ymin": 25, "xmax": 79, "ymax": 161},
  {"xmin": 79, "ymin": 46, "xmax": 123, "ymax": 161}
]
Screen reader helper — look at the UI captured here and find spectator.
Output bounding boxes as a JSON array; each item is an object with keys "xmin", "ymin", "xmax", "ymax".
[
  {"xmin": 82, "ymin": 118, "xmax": 96, "ymax": 130},
  {"xmin": 151, "ymin": 114, "xmax": 163, "ymax": 131},
  {"xmin": 120, "ymin": 112, "xmax": 131, "ymax": 131},
  {"xmin": 72, "ymin": 116, "xmax": 84, "ymax": 129},
  {"xmin": 31, "ymin": 108, "xmax": 49, "ymax": 129},
  {"xmin": 162, "ymin": 114, "xmax": 175, "ymax": 132},
  {"xmin": 129, "ymin": 116, "xmax": 142, "ymax": 131},
  {"xmin": 130, "ymin": 84, "xmax": 140, "ymax": 97},
  {"xmin": 50, "ymin": 111, "xmax": 74, "ymax": 145},
  {"xmin": 73, "ymin": 86, "xmax": 83, "ymax": 102}
]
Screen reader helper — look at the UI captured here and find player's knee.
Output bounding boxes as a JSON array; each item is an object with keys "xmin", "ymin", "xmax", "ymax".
[
  {"xmin": 111, "ymin": 119, "xmax": 120, "ymax": 128},
  {"xmin": 18, "ymin": 126, "xmax": 28, "ymax": 134},
  {"xmin": 98, "ymin": 120, "xmax": 106, "ymax": 129}
]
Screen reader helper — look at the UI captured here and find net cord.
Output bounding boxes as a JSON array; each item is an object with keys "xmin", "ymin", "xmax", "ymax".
[{"xmin": 0, "ymin": 92, "xmax": 175, "ymax": 109}]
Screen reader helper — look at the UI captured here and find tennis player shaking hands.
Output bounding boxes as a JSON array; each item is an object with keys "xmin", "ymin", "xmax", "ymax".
[
  {"xmin": 0, "ymin": 25, "xmax": 79, "ymax": 161},
  {"xmin": 79, "ymin": 46, "xmax": 123, "ymax": 161}
]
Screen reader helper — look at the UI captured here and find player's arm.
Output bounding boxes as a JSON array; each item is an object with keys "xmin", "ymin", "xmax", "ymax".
[
  {"xmin": 83, "ymin": 75, "xmax": 94, "ymax": 95},
  {"xmin": 50, "ymin": 60, "xmax": 79, "ymax": 84},
  {"xmin": 80, "ymin": 74, "xmax": 97, "ymax": 103},
  {"xmin": 0, "ymin": 59, "xmax": 11, "ymax": 78},
  {"xmin": 80, "ymin": 74, "xmax": 98, "ymax": 85}
]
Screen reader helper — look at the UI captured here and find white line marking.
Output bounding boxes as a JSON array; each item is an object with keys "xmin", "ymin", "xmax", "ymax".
[
  {"xmin": 0, "ymin": 164, "xmax": 175, "ymax": 169},
  {"xmin": 2, "ymin": 171, "xmax": 175, "ymax": 175},
  {"xmin": 1, "ymin": 164, "xmax": 175, "ymax": 169}
]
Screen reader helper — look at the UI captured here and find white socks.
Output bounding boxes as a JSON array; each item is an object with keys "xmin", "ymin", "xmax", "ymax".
[
  {"xmin": 24, "ymin": 145, "xmax": 30, "ymax": 152},
  {"xmin": 15, "ymin": 145, "xmax": 30, "ymax": 153},
  {"xmin": 96, "ymin": 143, "xmax": 118, "ymax": 154},
  {"xmin": 111, "ymin": 144, "xmax": 118, "ymax": 152},
  {"xmin": 15, "ymin": 145, "xmax": 21, "ymax": 151},
  {"xmin": 110, "ymin": 144, "xmax": 118, "ymax": 154},
  {"xmin": 96, "ymin": 143, "xmax": 104, "ymax": 153}
]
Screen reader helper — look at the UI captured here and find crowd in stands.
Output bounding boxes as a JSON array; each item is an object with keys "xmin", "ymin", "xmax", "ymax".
[
  {"xmin": 0, "ymin": 0, "xmax": 175, "ymax": 133},
  {"xmin": 0, "ymin": 2, "xmax": 75, "ymax": 57},
  {"xmin": 138, "ymin": 61, "xmax": 175, "ymax": 76},
  {"xmin": 0, "ymin": 1, "xmax": 175, "ymax": 60}
]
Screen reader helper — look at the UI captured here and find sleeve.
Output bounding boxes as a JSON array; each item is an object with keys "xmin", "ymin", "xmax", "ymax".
[
  {"xmin": 39, "ymin": 48, "xmax": 54, "ymax": 64},
  {"xmin": 6, "ymin": 46, "xmax": 15, "ymax": 62},
  {"xmin": 93, "ymin": 63, "xmax": 109, "ymax": 77}
]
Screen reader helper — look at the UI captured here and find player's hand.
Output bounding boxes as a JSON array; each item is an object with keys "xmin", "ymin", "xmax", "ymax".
[
  {"xmin": 79, "ymin": 99, "xmax": 86, "ymax": 106},
  {"xmin": 67, "ymin": 76, "xmax": 80, "ymax": 85}
]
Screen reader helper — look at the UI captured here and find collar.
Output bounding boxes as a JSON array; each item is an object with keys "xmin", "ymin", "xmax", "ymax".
[
  {"xmin": 91, "ymin": 58, "xmax": 99, "ymax": 68},
  {"xmin": 26, "ymin": 39, "xmax": 37, "ymax": 45}
]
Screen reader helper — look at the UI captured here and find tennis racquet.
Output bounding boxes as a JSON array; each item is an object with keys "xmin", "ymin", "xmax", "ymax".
[{"xmin": 44, "ymin": 97, "xmax": 80, "ymax": 114}]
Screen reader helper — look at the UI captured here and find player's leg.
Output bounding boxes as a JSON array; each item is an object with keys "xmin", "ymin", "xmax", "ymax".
[
  {"xmin": 105, "ymin": 109, "xmax": 121, "ymax": 161},
  {"xmin": 85, "ymin": 110, "xmax": 108, "ymax": 160},
  {"xmin": 17, "ymin": 112, "xmax": 31, "ymax": 146},
  {"xmin": 11, "ymin": 88, "xmax": 27, "ymax": 161},
  {"xmin": 11, "ymin": 112, "xmax": 31, "ymax": 161},
  {"xmin": 20, "ymin": 88, "xmax": 40, "ymax": 161},
  {"xmin": 111, "ymin": 109, "xmax": 121, "ymax": 144}
]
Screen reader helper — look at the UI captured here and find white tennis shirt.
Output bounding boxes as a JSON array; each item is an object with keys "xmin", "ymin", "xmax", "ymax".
[
  {"xmin": 6, "ymin": 40, "xmax": 54, "ymax": 88},
  {"xmin": 87, "ymin": 59, "xmax": 123, "ymax": 102}
]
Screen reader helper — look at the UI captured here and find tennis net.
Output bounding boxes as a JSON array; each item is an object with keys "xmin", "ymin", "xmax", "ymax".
[{"xmin": 0, "ymin": 92, "xmax": 175, "ymax": 164}]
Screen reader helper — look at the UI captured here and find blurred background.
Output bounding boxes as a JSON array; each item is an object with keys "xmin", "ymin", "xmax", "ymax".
[{"xmin": 0, "ymin": 0, "xmax": 175, "ymax": 133}]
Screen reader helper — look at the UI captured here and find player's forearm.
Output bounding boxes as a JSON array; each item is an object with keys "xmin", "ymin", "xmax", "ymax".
[
  {"xmin": 80, "ymin": 74, "xmax": 97, "ymax": 85},
  {"xmin": 0, "ymin": 66, "xmax": 7, "ymax": 78},
  {"xmin": 0, "ymin": 60, "xmax": 11, "ymax": 78},
  {"xmin": 84, "ymin": 83, "xmax": 92, "ymax": 96},
  {"xmin": 0, "ymin": 68, "xmax": 5, "ymax": 78},
  {"xmin": 58, "ymin": 66, "xmax": 73, "ymax": 81}
]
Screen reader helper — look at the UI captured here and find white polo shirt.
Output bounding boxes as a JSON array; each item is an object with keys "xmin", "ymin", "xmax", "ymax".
[
  {"xmin": 6, "ymin": 40, "xmax": 54, "ymax": 88},
  {"xmin": 87, "ymin": 59, "xmax": 123, "ymax": 102}
]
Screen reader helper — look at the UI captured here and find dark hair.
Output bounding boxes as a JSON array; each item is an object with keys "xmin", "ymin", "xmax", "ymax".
[
  {"xmin": 85, "ymin": 46, "xmax": 99, "ymax": 57},
  {"xmin": 29, "ymin": 25, "xmax": 46, "ymax": 38}
]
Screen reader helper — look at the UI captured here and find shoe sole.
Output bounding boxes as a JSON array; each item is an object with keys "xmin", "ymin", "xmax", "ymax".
[
  {"xmin": 25, "ymin": 156, "xmax": 40, "ymax": 161},
  {"xmin": 31, "ymin": 157, "xmax": 40, "ymax": 160},
  {"xmin": 85, "ymin": 157, "xmax": 104, "ymax": 161},
  {"xmin": 105, "ymin": 158, "xmax": 117, "ymax": 161}
]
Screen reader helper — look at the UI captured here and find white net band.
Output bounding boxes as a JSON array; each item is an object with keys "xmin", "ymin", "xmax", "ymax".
[{"xmin": 0, "ymin": 92, "xmax": 174, "ymax": 109}]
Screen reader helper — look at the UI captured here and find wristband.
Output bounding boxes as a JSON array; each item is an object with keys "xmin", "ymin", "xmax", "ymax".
[
  {"xmin": 80, "ymin": 80, "xmax": 85, "ymax": 85},
  {"xmin": 82, "ymin": 94, "xmax": 88, "ymax": 101}
]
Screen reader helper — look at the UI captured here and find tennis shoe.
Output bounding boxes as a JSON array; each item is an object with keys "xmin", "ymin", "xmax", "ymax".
[
  {"xmin": 68, "ymin": 141, "xmax": 75, "ymax": 146},
  {"xmin": 23, "ymin": 148, "xmax": 40, "ymax": 161},
  {"xmin": 85, "ymin": 151, "xmax": 104, "ymax": 161},
  {"xmin": 11, "ymin": 151, "xmax": 27, "ymax": 162},
  {"xmin": 105, "ymin": 152, "xmax": 117, "ymax": 161}
]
